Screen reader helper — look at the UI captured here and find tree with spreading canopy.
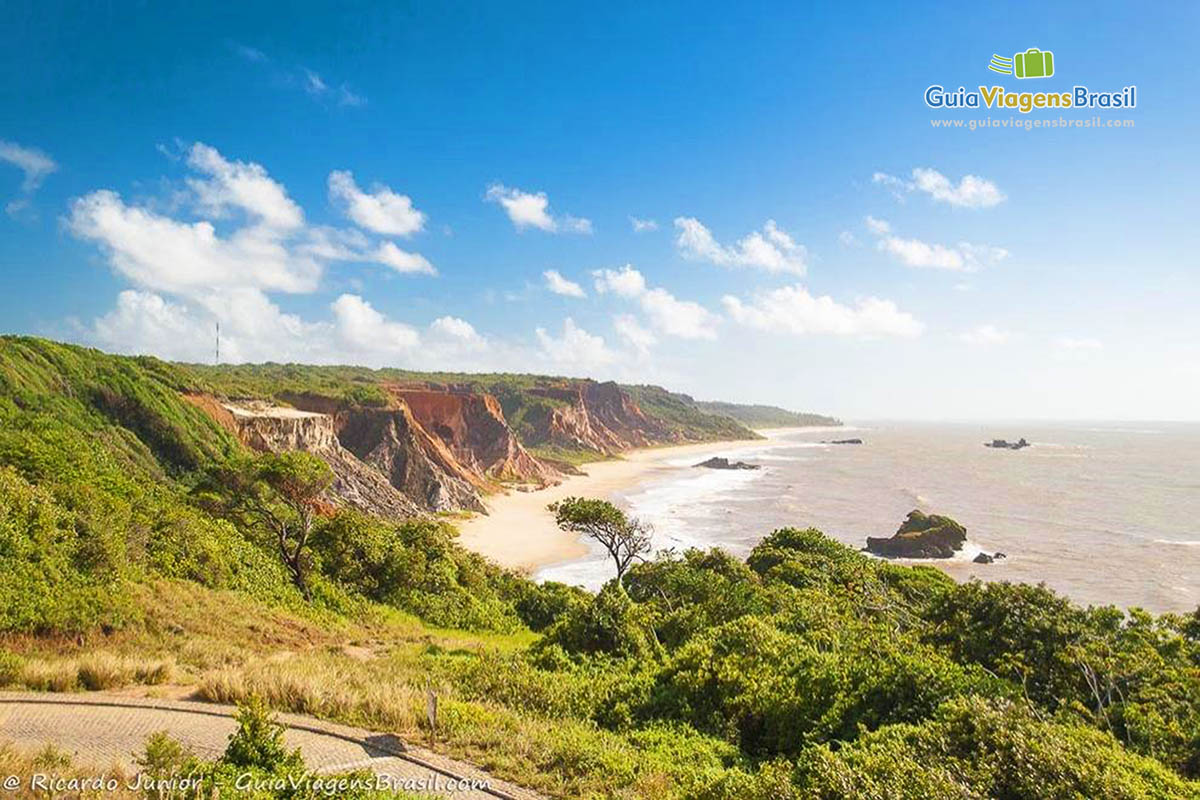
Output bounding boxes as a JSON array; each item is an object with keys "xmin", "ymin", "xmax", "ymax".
[
  {"xmin": 549, "ymin": 496, "xmax": 653, "ymax": 582},
  {"xmin": 197, "ymin": 451, "xmax": 333, "ymax": 600}
]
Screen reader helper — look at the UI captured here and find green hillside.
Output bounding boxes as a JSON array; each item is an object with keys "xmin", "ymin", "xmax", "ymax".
[
  {"xmin": 0, "ymin": 336, "xmax": 1197, "ymax": 799},
  {"xmin": 695, "ymin": 400, "xmax": 841, "ymax": 428}
]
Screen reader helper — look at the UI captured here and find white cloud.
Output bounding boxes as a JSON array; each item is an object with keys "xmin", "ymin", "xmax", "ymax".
[
  {"xmin": 593, "ymin": 265, "xmax": 718, "ymax": 340},
  {"xmin": 68, "ymin": 143, "xmax": 436, "ymax": 297},
  {"xmin": 185, "ymin": 143, "xmax": 304, "ymax": 231},
  {"xmin": 613, "ymin": 314, "xmax": 656, "ymax": 357},
  {"xmin": 430, "ymin": 316, "xmax": 487, "ymax": 350},
  {"xmin": 960, "ymin": 324, "xmax": 1011, "ymax": 345},
  {"xmin": 373, "ymin": 241, "xmax": 436, "ymax": 275},
  {"xmin": 86, "ymin": 287, "xmax": 330, "ymax": 364},
  {"xmin": 536, "ymin": 318, "xmax": 615, "ymax": 368},
  {"xmin": 331, "ymin": 294, "xmax": 420, "ymax": 354},
  {"xmin": 674, "ymin": 217, "xmax": 808, "ymax": 275},
  {"xmin": 70, "ymin": 143, "xmax": 460, "ymax": 368},
  {"xmin": 872, "ymin": 168, "xmax": 1005, "ymax": 208},
  {"xmin": 0, "ymin": 140, "xmax": 57, "ymax": 213},
  {"xmin": 630, "ymin": 216, "xmax": 659, "ymax": 233},
  {"xmin": 485, "ymin": 183, "xmax": 591, "ymax": 234},
  {"xmin": 866, "ymin": 217, "xmax": 1008, "ymax": 272},
  {"xmin": 878, "ymin": 235, "xmax": 968, "ymax": 270},
  {"xmin": 722, "ymin": 284, "xmax": 923, "ymax": 338},
  {"xmin": 912, "ymin": 168, "xmax": 1005, "ymax": 208},
  {"xmin": 328, "ymin": 170, "xmax": 426, "ymax": 236},
  {"xmin": 66, "ymin": 188, "xmax": 323, "ymax": 295},
  {"xmin": 299, "ymin": 68, "xmax": 366, "ymax": 107},
  {"xmin": 838, "ymin": 230, "xmax": 860, "ymax": 247},
  {"xmin": 864, "ymin": 215, "xmax": 891, "ymax": 235},
  {"xmin": 543, "ymin": 269, "xmax": 586, "ymax": 298}
]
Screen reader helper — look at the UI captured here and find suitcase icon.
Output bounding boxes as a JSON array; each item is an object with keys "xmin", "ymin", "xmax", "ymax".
[{"xmin": 1014, "ymin": 48, "xmax": 1054, "ymax": 79}]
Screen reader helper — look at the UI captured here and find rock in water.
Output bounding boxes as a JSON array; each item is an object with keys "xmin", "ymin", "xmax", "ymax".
[
  {"xmin": 865, "ymin": 510, "xmax": 967, "ymax": 559},
  {"xmin": 825, "ymin": 438, "xmax": 863, "ymax": 445},
  {"xmin": 985, "ymin": 438, "xmax": 1030, "ymax": 450},
  {"xmin": 694, "ymin": 456, "xmax": 761, "ymax": 470},
  {"xmin": 973, "ymin": 552, "xmax": 995, "ymax": 564}
]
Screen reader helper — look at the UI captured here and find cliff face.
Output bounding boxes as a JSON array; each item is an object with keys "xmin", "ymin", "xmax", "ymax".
[
  {"xmin": 529, "ymin": 381, "xmax": 670, "ymax": 455},
  {"xmin": 389, "ymin": 386, "xmax": 557, "ymax": 484},
  {"xmin": 278, "ymin": 392, "xmax": 489, "ymax": 514},
  {"xmin": 221, "ymin": 402, "xmax": 422, "ymax": 519},
  {"xmin": 188, "ymin": 375, "xmax": 759, "ymax": 518},
  {"xmin": 334, "ymin": 404, "xmax": 487, "ymax": 513}
]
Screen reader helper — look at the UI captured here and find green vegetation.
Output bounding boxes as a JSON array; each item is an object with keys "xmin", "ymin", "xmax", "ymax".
[
  {"xmin": 694, "ymin": 400, "xmax": 841, "ymax": 428},
  {"xmin": 1, "ymin": 336, "xmax": 1198, "ymax": 799},
  {"xmin": 549, "ymin": 497, "xmax": 653, "ymax": 581}
]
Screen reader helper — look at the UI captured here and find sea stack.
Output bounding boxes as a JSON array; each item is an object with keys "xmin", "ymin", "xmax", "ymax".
[{"xmin": 865, "ymin": 510, "xmax": 967, "ymax": 559}]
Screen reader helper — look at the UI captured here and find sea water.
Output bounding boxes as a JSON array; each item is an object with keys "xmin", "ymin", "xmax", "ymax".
[{"xmin": 537, "ymin": 422, "xmax": 1200, "ymax": 613}]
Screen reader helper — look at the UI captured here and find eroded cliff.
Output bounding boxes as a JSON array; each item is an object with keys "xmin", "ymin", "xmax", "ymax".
[
  {"xmin": 388, "ymin": 385, "xmax": 558, "ymax": 485},
  {"xmin": 219, "ymin": 401, "xmax": 422, "ymax": 519}
]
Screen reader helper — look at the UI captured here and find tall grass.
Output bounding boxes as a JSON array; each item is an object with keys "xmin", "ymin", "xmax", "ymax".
[{"xmin": 5, "ymin": 651, "xmax": 174, "ymax": 692}]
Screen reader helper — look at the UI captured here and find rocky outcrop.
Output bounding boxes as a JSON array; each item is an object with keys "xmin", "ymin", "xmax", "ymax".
[
  {"xmin": 985, "ymin": 438, "xmax": 1029, "ymax": 450},
  {"xmin": 388, "ymin": 386, "xmax": 558, "ymax": 485},
  {"xmin": 866, "ymin": 510, "xmax": 967, "ymax": 559},
  {"xmin": 826, "ymin": 438, "xmax": 863, "ymax": 445},
  {"xmin": 221, "ymin": 402, "xmax": 421, "ymax": 519},
  {"xmin": 695, "ymin": 457, "xmax": 760, "ymax": 470}
]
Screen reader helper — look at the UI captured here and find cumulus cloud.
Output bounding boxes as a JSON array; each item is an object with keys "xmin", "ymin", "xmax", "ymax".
[
  {"xmin": 543, "ymin": 269, "xmax": 586, "ymax": 298},
  {"xmin": 0, "ymin": 140, "xmax": 57, "ymax": 214},
  {"xmin": 593, "ymin": 265, "xmax": 718, "ymax": 340},
  {"xmin": 68, "ymin": 143, "xmax": 468, "ymax": 368},
  {"xmin": 630, "ymin": 216, "xmax": 659, "ymax": 233},
  {"xmin": 722, "ymin": 285, "xmax": 923, "ymax": 338},
  {"xmin": 67, "ymin": 143, "xmax": 437, "ymax": 296},
  {"xmin": 485, "ymin": 183, "xmax": 592, "ymax": 234},
  {"xmin": 536, "ymin": 318, "xmax": 615, "ymax": 368},
  {"xmin": 373, "ymin": 241, "xmax": 436, "ymax": 275},
  {"xmin": 872, "ymin": 168, "xmax": 1005, "ymax": 208},
  {"xmin": 331, "ymin": 293, "xmax": 420, "ymax": 353},
  {"xmin": 328, "ymin": 170, "xmax": 426, "ymax": 236},
  {"xmin": 674, "ymin": 217, "xmax": 808, "ymax": 275},
  {"xmin": 430, "ymin": 316, "xmax": 487, "ymax": 350},
  {"xmin": 613, "ymin": 314, "xmax": 656, "ymax": 357},
  {"xmin": 866, "ymin": 217, "xmax": 1008, "ymax": 272},
  {"xmin": 960, "ymin": 324, "xmax": 1011, "ymax": 345}
]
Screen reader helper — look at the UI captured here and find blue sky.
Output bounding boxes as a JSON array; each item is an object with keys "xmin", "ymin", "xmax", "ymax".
[{"xmin": 2, "ymin": 1, "xmax": 1198, "ymax": 419}]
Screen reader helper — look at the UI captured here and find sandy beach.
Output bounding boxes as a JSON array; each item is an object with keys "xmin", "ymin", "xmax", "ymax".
[{"xmin": 455, "ymin": 432, "xmax": 797, "ymax": 573}]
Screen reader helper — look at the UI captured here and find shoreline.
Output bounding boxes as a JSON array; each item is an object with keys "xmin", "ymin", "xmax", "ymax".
[{"xmin": 455, "ymin": 429, "xmax": 811, "ymax": 574}]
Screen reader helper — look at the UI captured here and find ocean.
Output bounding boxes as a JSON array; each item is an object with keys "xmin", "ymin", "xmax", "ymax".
[{"xmin": 537, "ymin": 422, "xmax": 1200, "ymax": 614}]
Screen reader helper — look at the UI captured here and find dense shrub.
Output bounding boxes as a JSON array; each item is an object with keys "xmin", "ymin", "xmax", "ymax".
[
  {"xmin": 539, "ymin": 581, "xmax": 663, "ymax": 660},
  {"xmin": 312, "ymin": 509, "xmax": 523, "ymax": 631},
  {"xmin": 794, "ymin": 696, "xmax": 1200, "ymax": 799}
]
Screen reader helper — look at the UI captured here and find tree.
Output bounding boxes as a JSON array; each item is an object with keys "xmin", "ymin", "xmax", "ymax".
[
  {"xmin": 199, "ymin": 452, "xmax": 333, "ymax": 600},
  {"xmin": 549, "ymin": 497, "xmax": 652, "ymax": 582}
]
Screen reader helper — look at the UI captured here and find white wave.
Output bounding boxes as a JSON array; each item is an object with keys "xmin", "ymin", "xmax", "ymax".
[{"xmin": 1154, "ymin": 539, "xmax": 1200, "ymax": 546}]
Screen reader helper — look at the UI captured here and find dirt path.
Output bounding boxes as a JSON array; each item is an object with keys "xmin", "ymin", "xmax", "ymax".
[{"xmin": 0, "ymin": 692, "xmax": 544, "ymax": 799}]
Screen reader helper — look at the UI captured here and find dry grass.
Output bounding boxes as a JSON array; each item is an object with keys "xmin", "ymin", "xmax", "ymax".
[
  {"xmin": 0, "ymin": 742, "xmax": 137, "ymax": 799},
  {"xmin": 198, "ymin": 653, "xmax": 426, "ymax": 733},
  {"xmin": 12, "ymin": 652, "xmax": 174, "ymax": 693}
]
